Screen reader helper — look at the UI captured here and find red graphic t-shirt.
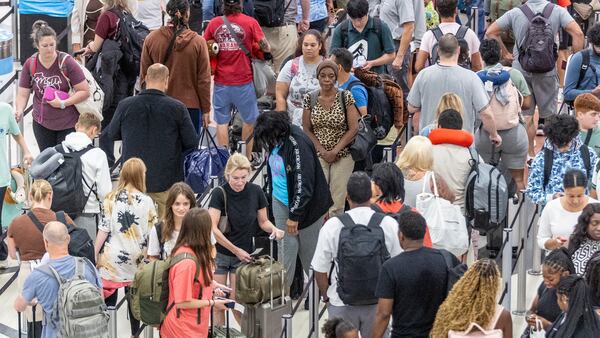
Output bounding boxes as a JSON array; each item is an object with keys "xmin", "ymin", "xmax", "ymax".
[
  {"xmin": 19, "ymin": 53, "xmax": 86, "ymax": 131},
  {"xmin": 204, "ymin": 13, "xmax": 265, "ymax": 86}
]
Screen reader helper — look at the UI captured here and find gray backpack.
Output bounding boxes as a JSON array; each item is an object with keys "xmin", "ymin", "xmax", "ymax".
[
  {"xmin": 518, "ymin": 3, "xmax": 558, "ymax": 73},
  {"xmin": 39, "ymin": 257, "xmax": 109, "ymax": 338},
  {"xmin": 465, "ymin": 148, "xmax": 508, "ymax": 233}
]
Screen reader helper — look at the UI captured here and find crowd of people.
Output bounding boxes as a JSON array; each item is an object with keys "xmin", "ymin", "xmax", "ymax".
[{"xmin": 2, "ymin": 0, "xmax": 600, "ymax": 337}]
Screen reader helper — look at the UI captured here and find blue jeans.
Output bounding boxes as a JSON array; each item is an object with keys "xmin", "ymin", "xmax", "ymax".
[{"xmin": 203, "ymin": 0, "xmax": 214, "ymax": 22}]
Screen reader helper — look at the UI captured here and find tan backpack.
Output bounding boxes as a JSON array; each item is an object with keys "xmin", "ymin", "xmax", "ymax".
[{"xmin": 487, "ymin": 76, "xmax": 522, "ymax": 131}]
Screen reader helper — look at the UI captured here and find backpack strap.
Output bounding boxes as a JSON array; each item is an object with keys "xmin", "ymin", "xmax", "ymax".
[
  {"xmin": 584, "ymin": 128, "xmax": 593, "ymax": 146},
  {"xmin": 38, "ymin": 263, "xmax": 66, "ymax": 285},
  {"xmin": 373, "ymin": 17, "xmax": 383, "ymax": 48},
  {"xmin": 542, "ymin": 147, "xmax": 554, "ymax": 191},
  {"xmin": 221, "ymin": 16, "xmax": 252, "ymax": 60},
  {"xmin": 519, "ymin": 4, "xmax": 536, "ymax": 21},
  {"xmin": 337, "ymin": 213, "xmax": 357, "ymax": 228},
  {"xmin": 27, "ymin": 211, "xmax": 46, "ymax": 234},
  {"xmin": 168, "ymin": 252, "xmax": 202, "ymax": 324},
  {"xmin": 155, "ymin": 223, "xmax": 165, "ymax": 259},
  {"xmin": 580, "ymin": 143, "xmax": 592, "ymax": 180},
  {"xmin": 309, "ymin": 89, "xmax": 320, "ymax": 111},
  {"xmin": 576, "ymin": 49, "xmax": 591, "ymax": 88},
  {"xmin": 455, "ymin": 26, "xmax": 468, "ymax": 40},
  {"xmin": 56, "ymin": 211, "xmax": 67, "ymax": 225},
  {"xmin": 290, "ymin": 56, "xmax": 301, "ymax": 78},
  {"xmin": 366, "ymin": 212, "xmax": 385, "ymax": 229},
  {"xmin": 541, "ymin": 3, "xmax": 554, "ymax": 19},
  {"xmin": 74, "ymin": 256, "xmax": 86, "ymax": 279},
  {"xmin": 346, "ymin": 79, "xmax": 363, "ymax": 92},
  {"xmin": 57, "ymin": 52, "xmax": 72, "ymax": 92},
  {"xmin": 432, "ymin": 26, "xmax": 444, "ymax": 42},
  {"xmin": 29, "ymin": 53, "xmax": 38, "ymax": 87}
]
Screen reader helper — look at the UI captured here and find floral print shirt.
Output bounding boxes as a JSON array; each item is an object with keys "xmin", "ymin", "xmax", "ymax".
[
  {"xmin": 98, "ymin": 189, "xmax": 158, "ymax": 282},
  {"xmin": 526, "ymin": 138, "xmax": 598, "ymax": 205}
]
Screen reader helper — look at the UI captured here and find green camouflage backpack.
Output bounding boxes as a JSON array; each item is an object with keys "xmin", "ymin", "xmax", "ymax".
[{"xmin": 129, "ymin": 253, "xmax": 202, "ymax": 327}]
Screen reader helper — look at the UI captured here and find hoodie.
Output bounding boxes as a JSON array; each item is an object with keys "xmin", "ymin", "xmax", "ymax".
[
  {"xmin": 140, "ymin": 26, "xmax": 212, "ymax": 113},
  {"xmin": 61, "ymin": 132, "xmax": 112, "ymax": 214},
  {"xmin": 526, "ymin": 138, "xmax": 598, "ymax": 205}
]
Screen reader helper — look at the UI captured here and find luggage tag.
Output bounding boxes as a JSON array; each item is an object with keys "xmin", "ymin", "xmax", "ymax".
[{"xmin": 484, "ymin": 80, "xmax": 494, "ymax": 93}]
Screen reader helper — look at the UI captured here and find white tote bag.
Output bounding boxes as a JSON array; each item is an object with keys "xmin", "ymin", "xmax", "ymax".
[{"xmin": 415, "ymin": 172, "xmax": 469, "ymax": 257}]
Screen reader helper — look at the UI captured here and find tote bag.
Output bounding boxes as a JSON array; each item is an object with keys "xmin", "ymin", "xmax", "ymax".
[{"xmin": 415, "ymin": 172, "xmax": 469, "ymax": 257}]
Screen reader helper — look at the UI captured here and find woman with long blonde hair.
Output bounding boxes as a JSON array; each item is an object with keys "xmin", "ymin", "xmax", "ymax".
[
  {"xmin": 420, "ymin": 93, "xmax": 465, "ymax": 137},
  {"xmin": 95, "ymin": 158, "xmax": 157, "ymax": 336},
  {"xmin": 395, "ymin": 136, "xmax": 455, "ymax": 207},
  {"xmin": 431, "ymin": 259, "xmax": 512, "ymax": 338}
]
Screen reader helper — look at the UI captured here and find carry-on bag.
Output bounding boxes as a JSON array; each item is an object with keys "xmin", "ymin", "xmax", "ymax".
[
  {"xmin": 240, "ymin": 238, "xmax": 291, "ymax": 338},
  {"xmin": 184, "ymin": 129, "xmax": 229, "ymax": 196},
  {"xmin": 209, "ymin": 299, "xmax": 245, "ymax": 338}
]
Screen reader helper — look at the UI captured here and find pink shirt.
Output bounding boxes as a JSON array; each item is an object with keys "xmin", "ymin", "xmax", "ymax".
[
  {"xmin": 160, "ymin": 246, "xmax": 213, "ymax": 338},
  {"xmin": 19, "ymin": 53, "xmax": 85, "ymax": 131}
]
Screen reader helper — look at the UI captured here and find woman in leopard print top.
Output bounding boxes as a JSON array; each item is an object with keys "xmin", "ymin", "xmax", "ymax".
[{"xmin": 302, "ymin": 60, "xmax": 359, "ymax": 216}]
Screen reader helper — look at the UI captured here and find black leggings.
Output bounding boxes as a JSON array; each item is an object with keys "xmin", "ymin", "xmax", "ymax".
[
  {"xmin": 104, "ymin": 287, "xmax": 140, "ymax": 335},
  {"xmin": 32, "ymin": 121, "xmax": 74, "ymax": 152}
]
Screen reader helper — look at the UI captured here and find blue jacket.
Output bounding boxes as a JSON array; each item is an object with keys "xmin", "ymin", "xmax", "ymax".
[
  {"xmin": 526, "ymin": 138, "xmax": 597, "ymax": 205},
  {"xmin": 563, "ymin": 49, "xmax": 600, "ymax": 102}
]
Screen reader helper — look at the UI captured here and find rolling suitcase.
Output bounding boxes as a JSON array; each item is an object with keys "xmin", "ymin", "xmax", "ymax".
[{"xmin": 241, "ymin": 239, "xmax": 292, "ymax": 338}]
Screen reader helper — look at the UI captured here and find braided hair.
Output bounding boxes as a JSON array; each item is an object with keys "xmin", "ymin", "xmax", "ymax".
[
  {"xmin": 163, "ymin": 0, "xmax": 190, "ymax": 64},
  {"xmin": 568, "ymin": 203, "xmax": 600, "ymax": 254},
  {"xmin": 431, "ymin": 259, "xmax": 500, "ymax": 337},
  {"xmin": 584, "ymin": 251, "xmax": 600, "ymax": 304},
  {"xmin": 543, "ymin": 248, "xmax": 576, "ymax": 275},
  {"xmin": 555, "ymin": 275, "xmax": 600, "ymax": 337}
]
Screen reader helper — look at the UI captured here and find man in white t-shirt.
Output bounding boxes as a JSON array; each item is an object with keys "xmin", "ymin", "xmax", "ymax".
[
  {"xmin": 414, "ymin": 0, "xmax": 482, "ymax": 73},
  {"xmin": 311, "ymin": 172, "xmax": 402, "ymax": 338},
  {"xmin": 134, "ymin": 0, "xmax": 165, "ymax": 31}
]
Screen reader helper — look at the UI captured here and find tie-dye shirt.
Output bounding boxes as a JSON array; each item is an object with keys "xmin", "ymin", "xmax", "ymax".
[{"xmin": 98, "ymin": 189, "xmax": 158, "ymax": 282}]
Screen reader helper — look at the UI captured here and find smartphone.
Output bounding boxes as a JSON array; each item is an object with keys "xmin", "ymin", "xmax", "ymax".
[{"xmin": 215, "ymin": 297, "xmax": 235, "ymax": 309}]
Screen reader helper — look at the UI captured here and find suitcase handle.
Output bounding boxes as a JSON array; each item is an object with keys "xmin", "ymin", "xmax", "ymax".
[{"xmin": 269, "ymin": 235, "xmax": 286, "ymax": 309}]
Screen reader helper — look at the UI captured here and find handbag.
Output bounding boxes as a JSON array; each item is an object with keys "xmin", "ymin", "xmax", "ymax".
[
  {"xmin": 183, "ymin": 129, "xmax": 230, "ymax": 195},
  {"xmin": 415, "ymin": 172, "xmax": 469, "ymax": 257},
  {"xmin": 520, "ymin": 318, "xmax": 546, "ymax": 338},
  {"xmin": 216, "ymin": 186, "xmax": 230, "ymax": 235},
  {"xmin": 349, "ymin": 114, "xmax": 377, "ymax": 162},
  {"xmin": 221, "ymin": 16, "xmax": 275, "ymax": 98}
]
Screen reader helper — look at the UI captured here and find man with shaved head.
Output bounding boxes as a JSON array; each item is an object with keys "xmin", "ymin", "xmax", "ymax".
[
  {"xmin": 107, "ymin": 63, "xmax": 198, "ymax": 218},
  {"xmin": 14, "ymin": 221, "xmax": 101, "ymax": 338}
]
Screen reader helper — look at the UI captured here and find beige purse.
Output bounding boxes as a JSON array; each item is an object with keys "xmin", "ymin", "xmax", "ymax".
[
  {"xmin": 573, "ymin": 2, "xmax": 594, "ymax": 20},
  {"xmin": 217, "ymin": 186, "xmax": 230, "ymax": 235}
]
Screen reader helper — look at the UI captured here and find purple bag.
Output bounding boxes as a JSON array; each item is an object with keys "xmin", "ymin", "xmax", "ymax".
[{"xmin": 184, "ymin": 129, "xmax": 229, "ymax": 196}]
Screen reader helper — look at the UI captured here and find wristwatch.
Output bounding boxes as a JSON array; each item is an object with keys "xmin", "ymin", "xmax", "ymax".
[{"xmin": 59, "ymin": 100, "xmax": 65, "ymax": 110}]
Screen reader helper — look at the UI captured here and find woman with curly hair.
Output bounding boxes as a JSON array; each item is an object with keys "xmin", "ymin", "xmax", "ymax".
[
  {"xmin": 430, "ymin": 259, "xmax": 512, "ymax": 338},
  {"xmin": 322, "ymin": 317, "xmax": 358, "ymax": 338},
  {"xmin": 547, "ymin": 275, "xmax": 600, "ymax": 338},
  {"xmin": 568, "ymin": 203, "xmax": 600, "ymax": 275},
  {"xmin": 585, "ymin": 251, "xmax": 600, "ymax": 307},
  {"xmin": 525, "ymin": 248, "xmax": 575, "ymax": 332}
]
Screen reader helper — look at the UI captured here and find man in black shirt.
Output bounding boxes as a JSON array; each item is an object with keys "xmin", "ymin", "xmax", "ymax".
[
  {"xmin": 108, "ymin": 63, "xmax": 198, "ymax": 218},
  {"xmin": 372, "ymin": 210, "xmax": 458, "ymax": 338}
]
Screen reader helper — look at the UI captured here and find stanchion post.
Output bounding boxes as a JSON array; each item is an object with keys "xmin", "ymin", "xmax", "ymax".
[
  {"xmin": 282, "ymin": 314, "xmax": 293, "ymax": 338},
  {"xmin": 501, "ymin": 226, "xmax": 513, "ymax": 310},
  {"xmin": 237, "ymin": 140, "xmax": 246, "ymax": 155},
  {"xmin": 210, "ymin": 175, "xmax": 218, "ymax": 188},
  {"xmin": 309, "ymin": 270, "xmax": 319, "ymax": 338},
  {"xmin": 513, "ymin": 196, "xmax": 529, "ymax": 315},
  {"xmin": 108, "ymin": 306, "xmax": 117, "ymax": 338},
  {"xmin": 144, "ymin": 326, "xmax": 154, "ymax": 338},
  {"xmin": 383, "ymin": 147, "xmax": 393, "ymax": 163},
  {"xmin": 471, "ymin": 6, "xmax": 479, "ymax": 35},
  {"xmin": 529, "ymin": 205, "xmax": 542, "ymax": 276}
]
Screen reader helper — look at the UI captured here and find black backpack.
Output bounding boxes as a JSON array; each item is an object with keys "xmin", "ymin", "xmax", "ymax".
[
  {"xmin": 518, "ymin": 4, "xmax": 558, "ymax": 73},
  {"xmin": 254, "ymin": 0, "xmax": 291, "ymax": 27},
  {"xmin": 110, "ymin": 9, "xmax": 150, "ymax": 77},
  {"xmin": 335, "ymin": 212, "xmax": 389, "ymax": 305},
  {"xmin": 542, "ymin": 141, "xmax": 593, "ymax": 191},
  {"xmin": 346, "ymin": 79, "xmax": 394, "ymax": 140},
  {"xmin": 430, "ymin": 26, "xmax": 472, "ymax": 69},
  {"xmin": 438, "ymin": 249, "xmax": 467, "ymax": 294},
  {"xmin": 28, "ymin": 211, "xmax": 96, "ymax": 264},
  {"xmin": 49, "ymin": 144, "xmax": 96, "ymax": 219}
]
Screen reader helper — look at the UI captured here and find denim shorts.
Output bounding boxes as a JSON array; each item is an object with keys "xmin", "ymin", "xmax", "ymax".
[
  {"xmin": 213, "ymin": 82, "xmax": 259, "ymax": 125},
  {"xmin": 215, "ymin": 252, "xmax": 242, "ymax": 275}
]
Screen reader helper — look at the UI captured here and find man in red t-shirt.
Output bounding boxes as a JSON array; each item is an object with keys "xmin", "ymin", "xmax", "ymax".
[{"xmin": 204, "ymin": 0, "xmax": 272, "ymax": 159}]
